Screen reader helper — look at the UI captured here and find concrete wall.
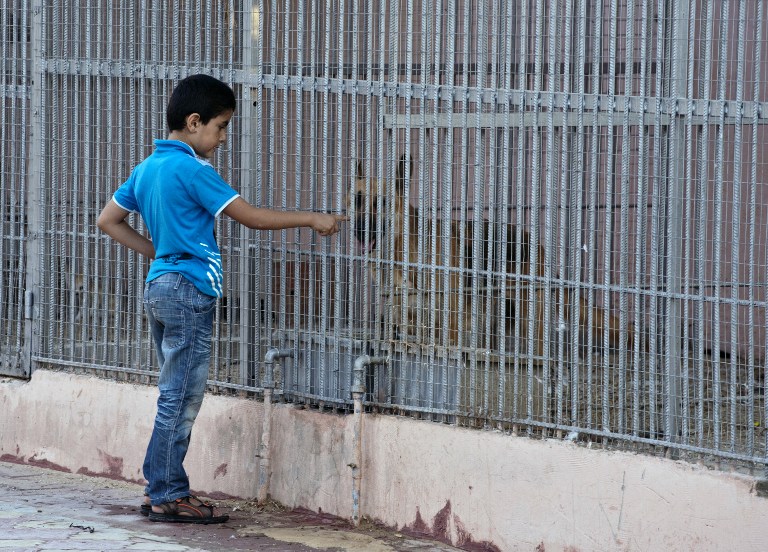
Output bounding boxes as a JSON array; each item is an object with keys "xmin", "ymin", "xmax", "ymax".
[{"xmin": 2, "ymin": 370, "xmax": 768, "ymax": 551}]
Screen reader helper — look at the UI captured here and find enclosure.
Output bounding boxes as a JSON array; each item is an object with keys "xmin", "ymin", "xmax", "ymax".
[{"xmin": 2, "ymin": 0, "xmax": 767, "ymax": 471}]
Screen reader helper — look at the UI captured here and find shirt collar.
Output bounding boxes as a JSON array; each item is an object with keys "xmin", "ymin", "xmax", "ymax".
[{"xmin": 154, "ymin": 139, "xmax": 196, "ymax": 158}]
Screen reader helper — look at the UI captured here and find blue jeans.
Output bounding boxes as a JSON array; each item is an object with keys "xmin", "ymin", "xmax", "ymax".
[{"xmin": 142, "ymin": 273, "xmax": 216, "ymax": 505}]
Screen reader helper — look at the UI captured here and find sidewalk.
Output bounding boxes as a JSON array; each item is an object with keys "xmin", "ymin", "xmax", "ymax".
[{"xmin": 0, "ymin": 461, "xmax": 462, "ymax": 552}]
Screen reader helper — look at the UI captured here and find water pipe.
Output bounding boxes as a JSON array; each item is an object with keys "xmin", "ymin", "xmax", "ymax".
[
  {"xmin": 350, "ymin": 354, "xmax": 388, "ymax": 526},
  {"xmin": 257, "ymin": 347, "xmax": 293, "ymax": 503}
]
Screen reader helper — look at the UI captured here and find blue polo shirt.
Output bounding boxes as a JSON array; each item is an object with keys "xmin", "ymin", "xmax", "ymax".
[{"xmin": 112, "ymin": 140, "xmax": 239, "ymax": 297}]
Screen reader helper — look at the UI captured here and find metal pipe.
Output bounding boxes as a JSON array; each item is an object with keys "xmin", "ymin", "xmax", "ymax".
[
  {"xmin": 257, "ymin": 347, "xmax": 294, "ymax": 503},
  {"xmin": 350, "ymin": 355, "xmax": 387, "ymax": 527}
]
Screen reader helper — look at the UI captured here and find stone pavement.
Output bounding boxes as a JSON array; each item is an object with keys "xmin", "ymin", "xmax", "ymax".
[{"xmin": 0, "ymin": 461, "xmax": 462, "ymax": 552}]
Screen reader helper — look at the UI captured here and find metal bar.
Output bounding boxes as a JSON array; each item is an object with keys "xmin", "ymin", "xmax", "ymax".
[
  {"xmin": 750, "ymin": 0, "xmax": 764, "ymax": 462},
  {"xmin": 21, "ymin": 0, "xmax": 43, "ymax": 379},
  {"xmin": 586, "ymin": 0, "xmax": 603, "ymax": 431},
  {"xmin": 496, "ymin": 0, "xmax": 515, "ymax": 424},
  {"xmin": 663, "ymin": 0, "xmax": 690, "ymax": 452},
  {"xmin": 556, "ymin": 0, "xmax": 574, "ymax": 429},
  {"xmin": 728, "ymin": 0, "xmax": 748, "ymax": 454},
  {"xmin": 711, "ymin": 0, "xmax": 733, "ymax": 453},
  {"xmin": 544, "ymin": 0, "xmax": 559, "ymax": 427}
]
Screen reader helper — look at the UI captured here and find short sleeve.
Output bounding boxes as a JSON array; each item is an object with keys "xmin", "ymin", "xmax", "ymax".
[
  {"xmin": 112, "ymin": 173, "xmax": 140, "ymax": 212},
  {"xmin": 186, "ymin": 162, "xmax": 240, "ymax": 217}
]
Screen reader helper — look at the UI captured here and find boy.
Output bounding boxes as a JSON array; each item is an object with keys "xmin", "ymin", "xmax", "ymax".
[{"xmin": 97, "ymin": 74, "xmax": 346, "ymax": 524}]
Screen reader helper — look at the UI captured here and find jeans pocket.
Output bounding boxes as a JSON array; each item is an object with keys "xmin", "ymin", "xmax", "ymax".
[
  {"xmin": 195, "ymin": 291, "xmax": 216, "ymax": 315},
  {"xmin": 152, "ymin": 307, "xmax": 187, "ymax": 349}
]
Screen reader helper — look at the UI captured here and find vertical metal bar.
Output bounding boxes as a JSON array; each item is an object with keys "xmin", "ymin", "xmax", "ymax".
[
  {"xmin": 53, "ymin": 0, "xmax": 67, "ymax": 360},
  {"xmin": 331, "ymin": 0, "xmax": 341, "ymax": 399},
  {"xmin": 2, "ymin": 0, "xmax": 10, "ymax": 350},
  {"xmin": 316, "ymin": 0, "xmax": 334, "ymax": 400},
  {"xmin": 618, "ymin": 0, "xmax": 638, "ymax": 435},
  {"xmin": 543, "ymin": 0, "xmax": 559, "ymax": 427},
  {"xmin": 748, "ymin": 0, "xmax": 763, "ymax": 460},
  {"xmin": 294, "ymin": 2, "xmax": 306, "ymax": 356},
  {"xmin": 648, "ymin": 0, "xmax": 668, "ymax": 442},
  {"xmin": 342, "ymin": 0, "xmax": 359, "ymax": 402},
  {"xmin": 634, "ymin": 0, "xmax": 652, "ymax": 439},
  {"xmin": 496, "ymin": 0, "xmax": 515, "ymax": 424},
  {"xmin": 387, "ymin": 0, "xmax": 401, "ymax": 351},
  {"xmin": 484, "ymin": 2, "xmax": 499, "ymax": 420},
  {"xmin": 694, "ymin": 0, "xmax": 716, "ymax": 449},
  {"xmin": 416, "ymin": 0, "xmax": 428, "ymax": 351},
  {"xmin": 557, "ymin": 0, "xmax": 575, "ymax": 430},
  {"xmin": 280, "ymin": 0, "xmax": 291, "ymax": 345},
  {"xmin": 11, "ymin": 0, "xmax": 23, "ymax": 362},
  {"xmin": 417, "ymin": 0, "xmax": 437, "ymax": 409},
  {"xmin": 723, "ymin": 2, "xmax": 747, "ymax": 452},
  {"xmin": 529, "ymin": 0, "xmax": 545, "ymax": 421},
  {"xmin": 23, "ymin": 0, "xmax": 44, "ymax": 378},
  {"xmin": 357, "ymin": 0, "xmax": 370, "ymax": 343},
  {"xmin": 663, "ymin": 0, "xmax": 689, "ymax": 453},
  {"xmin": 204, "ymin": 0, "xmax": 211, "ymax": 64},
  {"xmin": 586, "ymin": 0, "xmax": 603, "ymax": 432},
  {"xmin": 12, "ymin": 0, "xmax": 26, "ymax": 364},
  {"xmin": 265, "ymin": 0, "xmax": 279, "ymax": 368},
  {"xmin": 483, "ymin": 2, "xmax": 500, "ymax": 421},
  {"xmin": 712, "ymin": 0, "xmax": 732, "ymax": 453},
  {"xmin": 381, "ymin": 0, "xmax": 396, "ymax": 391},
  {"xmin": 679, "ymin": 0, "xmax": 699, "ymax": 446},
  {"xmin": 456, "ymin": 0, "xmax": 470, "ymax": 413},
  {"xmin": 471, "ymin": 0, "xmax": 486, "ymax": 418},
  {"xmin": 254, "ymin": 0, "xmax": 265, "ymax": 384},
  {"xmin": 237, "ymin": 0, "xmax": 254, "ymax": 387},
  {"xmin": 572, "ymin": 0, "xmax": 589, "ymax": 429},
  {"xmin": 1, "ymin": 0, "xmax": 9, "ymax": 358},
  {"xmin": 728, "ymin": 0, "xmax": 748, "ymax": 454},
  {"xmin": 600, "ymin": 0, "xmax": 618, "ymax": 436},
  {"xmin": 514, "ymin": 0, "xmax": 528, "ymax": 426},
  {"xmin": 401, "ymin": 0, "xmax": 419, "ymax": 409},
  {"xmin": 443, "ymin": 0, "xmax": 457, "ymax": 415}
]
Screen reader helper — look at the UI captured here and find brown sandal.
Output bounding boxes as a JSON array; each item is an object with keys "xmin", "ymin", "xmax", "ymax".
[{"xmin": 148, "ymin": 495, "xmax": 229, "ymax": 524}]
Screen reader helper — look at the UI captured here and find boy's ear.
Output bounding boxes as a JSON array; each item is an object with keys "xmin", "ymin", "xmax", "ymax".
[{"xmin": 185, "ymin": 112, "xmax": 202, "ymax": 131}]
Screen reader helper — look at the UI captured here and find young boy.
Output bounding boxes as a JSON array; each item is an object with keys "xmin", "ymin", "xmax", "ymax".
[{"xmin": 97, "ymin": 74, "xmax": 346, "ymax": 524}]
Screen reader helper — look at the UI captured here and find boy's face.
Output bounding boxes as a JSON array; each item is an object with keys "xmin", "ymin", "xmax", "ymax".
[{"xmin": 186, "ymin": 109, "xmax": 233, "ymax": 159}]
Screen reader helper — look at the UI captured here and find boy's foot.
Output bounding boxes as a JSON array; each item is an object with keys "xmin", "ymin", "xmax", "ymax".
[
  {"xmin": 140, "ymin": 495, "xmax": 151, "ymax": 516},
  {"xmin": 148, "ymin": 495, "xmax": 229, "ymax": 524}
]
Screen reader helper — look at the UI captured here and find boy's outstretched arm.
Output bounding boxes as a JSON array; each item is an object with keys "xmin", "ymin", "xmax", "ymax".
[
  {"xmin": 97, "ymin": 200, "xmax": 156, "ymax": 259},
  {"xmin": 223, "ymin": 197, "xmax": 348, "ymax": 236}
]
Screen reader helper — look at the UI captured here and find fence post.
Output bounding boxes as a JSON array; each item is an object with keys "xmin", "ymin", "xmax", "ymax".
[{"xmin": 22, "ymin": 1, "xmax": 44, "ymax": 379}]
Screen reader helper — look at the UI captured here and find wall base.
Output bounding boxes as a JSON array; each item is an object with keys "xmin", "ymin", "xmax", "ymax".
[{"xmin": 2, "ymin": 370, "xmax": 767, "ymax": 551}]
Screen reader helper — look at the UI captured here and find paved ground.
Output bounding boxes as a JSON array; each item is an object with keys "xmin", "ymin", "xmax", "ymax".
[{"xmin": 0, "ymin": 461, "xmax": 462, "ymax": 552}]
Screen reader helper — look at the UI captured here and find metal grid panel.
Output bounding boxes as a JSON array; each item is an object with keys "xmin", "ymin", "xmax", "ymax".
[
  {"xmin": 2, "ymin": 0, "xmax": 766, "ymax": 468},
  {"xmin": 32, "ymin": 2, "xmax": 248, "ymax": 389},
  {"xmin": 0, "ymin": 1, "xmax": 31, "ymax": 378}
]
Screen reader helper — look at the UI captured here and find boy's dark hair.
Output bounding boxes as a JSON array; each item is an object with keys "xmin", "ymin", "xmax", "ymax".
[{"xmin": 166, "ymin": 74, "xmax": 236, "ymax": 131}]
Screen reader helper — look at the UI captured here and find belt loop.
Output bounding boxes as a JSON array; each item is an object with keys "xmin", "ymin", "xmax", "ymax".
[{"xmin": 173, "ymin": 273, "xmax": 184, "ymax": 290}]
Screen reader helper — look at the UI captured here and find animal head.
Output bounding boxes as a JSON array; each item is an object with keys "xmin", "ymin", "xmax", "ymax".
[{"xmin": 349, "ymin": 154, "xmax": 412, "ymax": 253}]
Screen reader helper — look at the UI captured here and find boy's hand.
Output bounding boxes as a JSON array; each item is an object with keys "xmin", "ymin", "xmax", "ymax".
[{"xmin": 313, "ymin": 213, "xmax": 348, "ymax": 237}]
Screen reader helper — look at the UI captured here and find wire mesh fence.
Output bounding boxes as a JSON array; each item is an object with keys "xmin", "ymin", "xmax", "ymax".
[{"xmin": 1, "ymin": 0, "xmax": 767, "ymax": 469}]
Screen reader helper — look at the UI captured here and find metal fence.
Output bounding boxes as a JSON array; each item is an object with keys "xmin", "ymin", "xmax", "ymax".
[{"xmin": 2, "ymin": 0, "xmax": 767, "ymax": 469}]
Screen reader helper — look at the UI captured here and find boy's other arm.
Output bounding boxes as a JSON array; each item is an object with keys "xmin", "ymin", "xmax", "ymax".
[
  {"xmin": 223, "ymin": 197, "xmax": 348, "ymax": 236},
  {"xmin": 96, "ymin": 200, "xmax": 156, "ymax": 259}
]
